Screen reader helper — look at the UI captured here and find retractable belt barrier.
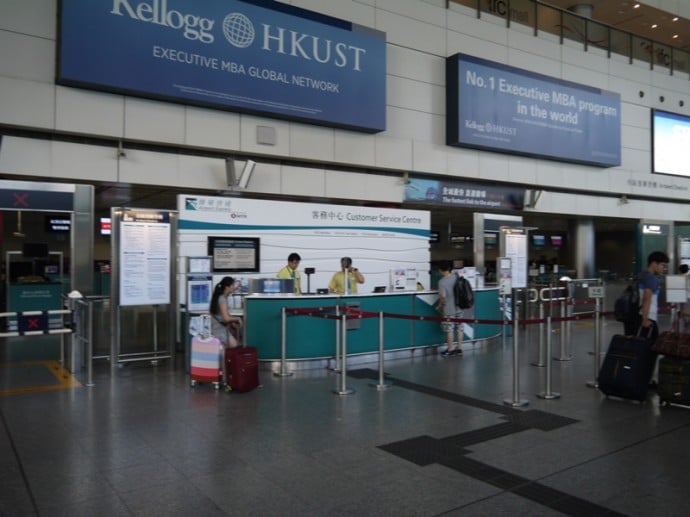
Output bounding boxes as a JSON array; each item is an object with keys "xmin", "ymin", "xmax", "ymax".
[{"xmin": 279, "ymin": 301, "xmax": 612, "ymax": 399}]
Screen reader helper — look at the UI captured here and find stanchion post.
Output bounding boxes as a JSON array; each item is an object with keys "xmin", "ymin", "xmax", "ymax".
[
  {"xmin": 587, "ymin": 298, "xmax": 601, "ymax": 388},
  {"xmin": 554, "ymin": 296, "xmax": 572, "ymax": 361},
  {"xmin": 333, "ymin": 313, "xmax": 354, "ymax": 395},
  {"xmin": 328, "ymin": 305, "xmax": 341, "ymax": 372},
  {"xmin": 274, "ymin": 306, "xmax": 293, "ymax": 378},
  {"xmin": 532, "ymin": 301, "xmax": 545, "ymax": 367},
  {"xmin": 86, "ymin": 300, "xmax": 95, "ymax": 387},
  {"xmin": 537, "ymin": 315, "xmax": 560, "ymax": 399},
  {"xmin": 504, "ymin": 291, "xmax": 528, "ymax": 407},
  {"xmin": 370, "ymin": 311, "xmax": 392, "ymax": 390}
]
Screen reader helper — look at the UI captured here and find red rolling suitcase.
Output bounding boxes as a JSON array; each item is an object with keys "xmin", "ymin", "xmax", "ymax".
[{"xmin": 225, "ymin": 346, "xmax": 260, "ymax": 393}]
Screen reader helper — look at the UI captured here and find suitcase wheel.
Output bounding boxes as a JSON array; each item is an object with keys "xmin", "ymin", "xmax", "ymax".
[{"xmin": 190, "ymin": 380, "xmax": 197, "ymax": 387}]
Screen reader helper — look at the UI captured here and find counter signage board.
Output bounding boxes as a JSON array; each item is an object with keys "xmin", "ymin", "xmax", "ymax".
[
  {"xmin": 57, "ymin": 0, "xmax": 386, "ymax": 133},
  {"xmin": 446, "ymin": 53, "xmax": 621, "ymax": 167}
]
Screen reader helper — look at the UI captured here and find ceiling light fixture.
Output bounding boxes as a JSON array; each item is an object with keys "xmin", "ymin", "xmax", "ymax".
[
  {"xmin": 673, "ymin": 34, "xmax": 679, "ymax": 39},
  {"xmin": 633, "ymin": 3, "xmax": 640, "ymax": 9},
  {"xmin": 673, "ymin": 17, "xmax": 679, "ymax": 22},
  {"xmin": 651, "ymin": 24, "xmax": 658, "ymax": 29}
]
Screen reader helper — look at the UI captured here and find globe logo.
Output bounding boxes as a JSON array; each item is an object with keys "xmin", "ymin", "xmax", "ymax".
[{"xmin": 222, "ymin": 13, "xmax": 255, "ymax": 48}]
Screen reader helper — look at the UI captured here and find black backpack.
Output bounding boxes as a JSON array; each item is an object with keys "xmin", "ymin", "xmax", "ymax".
[
  {"xmin": 454, "ymin": 275, "xmax": 474, "ymax": 309},
  {"xmin": 613, "ymin": 279, "xmax": 639, "ymax": 323}
]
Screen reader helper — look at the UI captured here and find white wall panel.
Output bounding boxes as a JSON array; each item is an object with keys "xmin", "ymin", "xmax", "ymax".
[
  {"xmin": 507, "ymin": 159, "xmax": 537, "ymax": 185},
  {"xmin": 387, "ymin": 75, "xmax": 443, "ymax": 115},
  {"xmin": 376, "ymin": 10, "xmax": 445, "ymax": 56},
  {"xmin": 325, "ymin": 169, "xmax": 404, "ymax": 203},
  {"xmin": 622, "ymin": 124, "xmax": 650, "ymax": 152},
  {"xmin": 335, "ymin": 132, "xmax": 376, "ymax": 166},
  {"xmin": 0, "ymin": 32, "xmax": 54, "ymax": 83},
  {"xmin": 375, "ymin": 135, "xmax": 412, "ymax": 171},
  {"xmin": 117, "ymin": 149, "xmax": 179, "ymax": 186},
  {"xmin": 245, "ymin": 162, "xmax": 282, "ymax": 195},
  {"xmin": 447, "ymin": 149, "xmax": 480, "ymax": 178},
  {"xmin": 51, "ymin": 141, "xmax": 117, "ymax": 182},
  {"xmin": 0, "ymin": 137, "xmax": 51, "ymax": 177},
  {"xmin": 412, "ymin": 141, "xmax": 447, "ymax": 174},
  {"xmin": 289, "ymin": 0, "xmax": 376, "ymax": 26},
  {"xmin": 289, "ymin": 125, "xmax": 335, "ymax": 161},
  {"xmin": 387, "ymin": 46, "xmax": 444, "ymax": 85},
  {"xmin": 281, "ymin": 165, "xmax": 325, "ymax": 196},
  {"xmin": 0, "ymin": 76, "xmax": 54, "ymax": 129},
  {"xmin": 55, "ymin": 87, "xmax": 124, "ymax": 138},
  {"xmin": 0, "ymin": 0, "xmax": 55, "ymax": 38},
  {"xmin": 124, "ymin": 98, "xmax": 185, "ymax": 145},
  {"xmin": 376, "ymin": 0, "xmax": 446, "ymax": 27},
  {"xmin": 185, "ymin": 107, "xmax": 240, "ymax": 151}
]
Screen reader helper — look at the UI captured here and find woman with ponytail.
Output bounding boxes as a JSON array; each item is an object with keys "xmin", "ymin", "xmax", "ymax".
[{"xmin": 209, "ymin": 276, "xmax": 242, "ymax": 348}]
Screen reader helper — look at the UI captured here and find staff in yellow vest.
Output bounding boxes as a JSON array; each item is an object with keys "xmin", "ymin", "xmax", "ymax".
[
  {"xmin": 329, "ymin": 257, "xmax": 364, "ymax": 294},
  {"xmin": 276, "ymin": 252, "xmax": 302, "ymax": 294}
]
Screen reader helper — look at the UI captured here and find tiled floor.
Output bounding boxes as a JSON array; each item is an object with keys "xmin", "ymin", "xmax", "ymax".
[{"xmin": 2, "ymin": 314, "xmax": 690, "ymax": 516}]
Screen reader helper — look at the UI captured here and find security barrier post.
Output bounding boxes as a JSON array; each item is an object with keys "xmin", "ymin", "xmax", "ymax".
[
  {"xmin": 587, "ymin": 297, "xmax": 602, "ymax": 388},
  {"xmin": 504, "ymin": 292, "xmax": 528, "ymax": 407},
  {"xmin": 328, "ymin": 305, "xmax": 341, "ymax": 372},
  {"xmin": 274, "ymin": 307, "xmax": 293, "ymax": 378},
  {"xmin": 537, "ymin": 315, "xmax": 561, "ymax": 399},
  {"xmin": 370, "ymin": 311, "xmax": 392, "ymax": 390},
  {"xmin": 333, "ymin": 313, "xmax": 354, "ymax": 395},
  {"xmin": 531, "ymin": 301, "xmax": 546, "ymax": 367}
]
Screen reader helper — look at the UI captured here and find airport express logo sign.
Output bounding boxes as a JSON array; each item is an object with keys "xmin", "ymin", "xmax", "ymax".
[{"xmin": 109, "ymin": 0, "xmax": 367, "ymax": 72}]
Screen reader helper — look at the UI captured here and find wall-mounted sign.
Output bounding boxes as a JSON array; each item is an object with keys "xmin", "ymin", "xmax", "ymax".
[
  {"xmin": 57, "ymin": 0, "xmax": 386, "ymax": 133},
  {"xmin": 446, "ymin": 53, "xmax": 621, "ymax": 167},
  {"xmin": 404, "ymin": 178, "xmax": 524, "ymax": 210}
]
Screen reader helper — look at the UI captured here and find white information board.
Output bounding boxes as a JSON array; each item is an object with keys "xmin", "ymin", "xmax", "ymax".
[
  {"xmin": 504, "ymin": 233, "xmax": 527, "ymax": 288},
  {"xmin": 119, "ymin": 221, "xmax": 171, "ymax": 306}
]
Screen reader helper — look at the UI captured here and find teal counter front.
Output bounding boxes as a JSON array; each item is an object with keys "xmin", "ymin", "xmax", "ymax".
[{"xmin": 243, "ymin": 288, "xmax": 501, "ymax": 362}]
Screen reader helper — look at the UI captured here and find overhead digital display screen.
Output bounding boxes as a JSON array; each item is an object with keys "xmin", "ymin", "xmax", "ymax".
[{"xmin": 653, "ymin": 109, "xmax": 690, "ymax": 178}]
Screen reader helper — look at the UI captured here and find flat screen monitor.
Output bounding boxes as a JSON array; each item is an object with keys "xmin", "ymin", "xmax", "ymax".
[
  {"xmin": 208, "ymin": 237, "xmax": 260, "ymax": 273},
  {"xmin": 652, "ymin": 109, "xmax": 690, "ymax": 178},
  {"xmin": 532, "ymin": 235, "xmax": 546, "ymax": 247},
  {"xmin": 484, "ymin": 233, "xmax": 497, "ymax": 247},
  {"xmin": 550, "ymin": 235, "xmax": 564, "ymax": 247}
]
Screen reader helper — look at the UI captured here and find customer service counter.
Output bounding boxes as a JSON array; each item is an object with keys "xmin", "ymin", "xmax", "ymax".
[{"xmin": 243, "ymin": 288, "xmax": 502, "ymax": 362}]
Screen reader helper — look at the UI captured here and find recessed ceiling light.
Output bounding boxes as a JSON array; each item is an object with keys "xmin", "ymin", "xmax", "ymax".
[
  {"xmin": 633, "ymin": 3, "xmax": 640, "ymax": 8},
  {"xmin": 673, "ymin": 34, "xmax": 679, "ymax": 39},
  {"xmin": 651, "ymin": 24, "xmax": 658, "ymax": 29},
  {"xmin": 673, "ymin": 17, "xmax": 679, "ymax": 22}
]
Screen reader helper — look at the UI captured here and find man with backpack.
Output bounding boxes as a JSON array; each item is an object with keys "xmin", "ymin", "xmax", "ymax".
[
  {"xmin": 437, "ymin": 260, "xmax": 465, "ymax": 356},
  {"xmin": 638, "ymin": 251, "xmax": 669, "ymax": 343}
]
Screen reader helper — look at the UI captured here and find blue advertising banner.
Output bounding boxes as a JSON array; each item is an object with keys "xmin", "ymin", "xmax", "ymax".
[
  {"xmin": 403, "ymin": 178, "xmax": 524, "ymax": 211},
  {"xmin": 57, "ymin": 0, "xmax": 386, "ymax": 133},
  {"xmin": 446, "ymin": 54, "xmax": 621, "ymax": 167}
]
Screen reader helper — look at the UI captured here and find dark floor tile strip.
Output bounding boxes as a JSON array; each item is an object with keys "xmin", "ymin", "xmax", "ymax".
[
  {"xmin": 0, "ymin": 408, "xmax": 39, "ymax": 516},
  {"xmin": 370, "ymin": 369, "xmax": 623, "ymax": 516}
]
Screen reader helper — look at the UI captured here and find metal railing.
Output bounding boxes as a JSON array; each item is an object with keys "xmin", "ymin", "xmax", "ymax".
[{"xmin": 449, "ymin": 0, "xmax": 690, "ymax": 76}]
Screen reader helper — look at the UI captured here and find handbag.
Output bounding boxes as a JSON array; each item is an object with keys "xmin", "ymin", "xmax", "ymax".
[{"xmin": 651, "ymin": 331, "xmax": 690, "ymax": 359}]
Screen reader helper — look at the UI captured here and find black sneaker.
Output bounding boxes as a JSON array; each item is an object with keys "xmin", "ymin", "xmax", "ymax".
[
  {"xmin": 454, "ymin": 349, "xmax": 462, "ymax": 356},
  {"xmin": 440, "ymin": 349, "xmax": 454, "ymax": 357}
]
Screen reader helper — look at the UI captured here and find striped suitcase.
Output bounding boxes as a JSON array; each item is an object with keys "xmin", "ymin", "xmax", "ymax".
[{"xmin": 190, "ymin": 335, "xmax": 223, "ymax": 389}]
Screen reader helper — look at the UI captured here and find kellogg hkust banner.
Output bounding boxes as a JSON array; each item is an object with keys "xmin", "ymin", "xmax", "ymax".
[{"xmin": 57, "ymin": 0, "xmax": 386, "ymax": 133}]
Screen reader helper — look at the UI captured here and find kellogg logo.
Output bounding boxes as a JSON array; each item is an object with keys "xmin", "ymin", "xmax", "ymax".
[
  {"xmin": 110, "ymin": 0, "xmax": 215, "ymax": 43},
  {"xmin": 109, "ymin": 0, "xmax": 368, "ymax": 71}
]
